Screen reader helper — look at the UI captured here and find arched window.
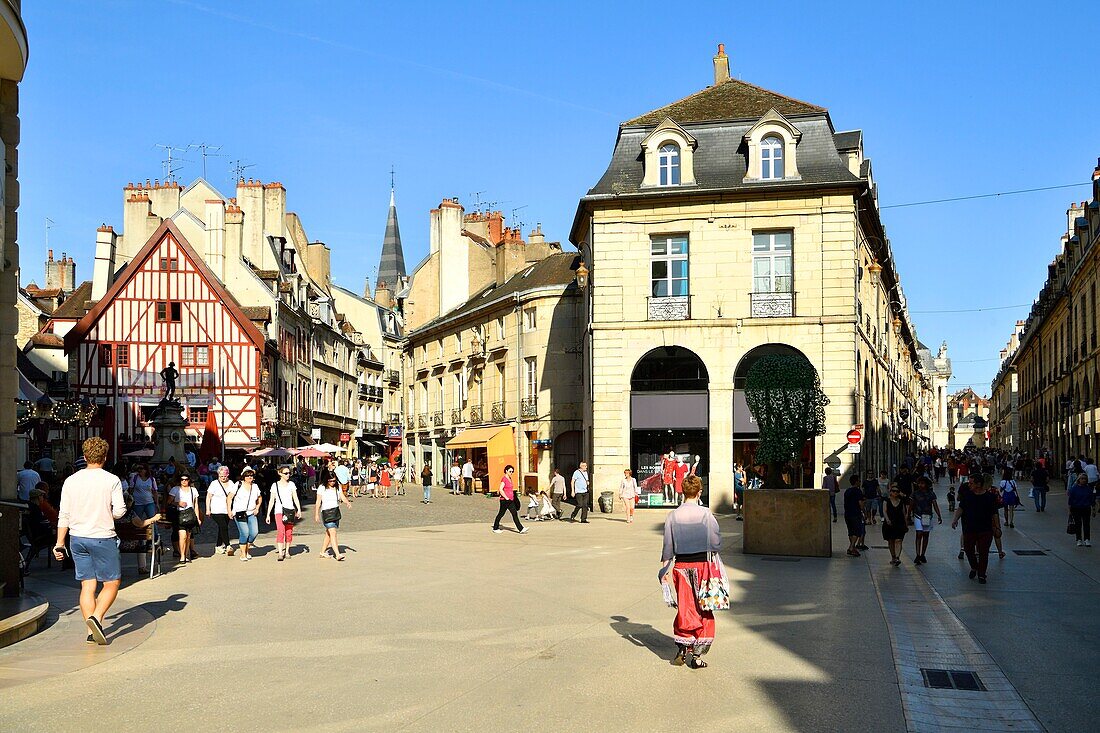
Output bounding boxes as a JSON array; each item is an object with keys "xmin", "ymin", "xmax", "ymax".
[
  {"xmin": 658, "ymin": 143, "xmax": 681, "ymax": 186},
  {"xmin": 760, "ymin": 135, "xmax": 784, "ymax": 179}
]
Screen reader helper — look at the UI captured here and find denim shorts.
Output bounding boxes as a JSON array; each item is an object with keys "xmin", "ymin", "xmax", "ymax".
[
  {"xmin": 323, "ymin": 521, "xmax": 340, "ymax": 529},
  {"xmin": 132, "ymin": 502, "xmax": 157, "ymax": 520},
  {"xmin": 71, "ymin": 535, "xmax": 122, "ymax": 582}
]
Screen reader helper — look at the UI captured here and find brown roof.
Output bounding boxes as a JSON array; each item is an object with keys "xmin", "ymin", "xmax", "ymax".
[
  {"xmin": 25, "ymin": 286, "xmax": 62, "ymax": 298},
  {"xmin": 625, "ymin": 78, "xmax": 825, "ymax": 126},
  {"xmin": 241, "ymin": 306, "xmax": 271, "ymax": 322},
  {"xmin": 50, "ymin": 281, "xmax": 93, "ymax": 319},
  {"xmin": 253, "ymin": 268, "xmax": 279, "ymax": 280},
  {"xmin": 30, "ymin": 332, "xmax": 64, "ymax": 348}
]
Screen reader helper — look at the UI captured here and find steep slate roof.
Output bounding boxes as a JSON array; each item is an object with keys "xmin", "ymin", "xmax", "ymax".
[
  {"xmin": 64, "ymin": 220, "xmax": 266, "ymax": 353},
  {"xmin": 376, "ymin": 188, "xmax": 407, "ymax": 290},
  {"xmin": 833, "ymin": 130, "xmax": 862, "ymax": 151},
  {"xmin": 625, "ymin": 78, "xmax": 825, "ymax": 125},
  {"xmin": 50, "ymin": 281, "xmax": 93, "ymax": 320},
  {"xmin": 415, "ymin": 252, "xmax": 580, "ymax": 333}
]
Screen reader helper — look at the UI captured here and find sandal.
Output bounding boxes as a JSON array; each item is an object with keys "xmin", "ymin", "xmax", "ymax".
[
  {"xmin": 671, "ymin": 649, "xmax": 686, "ymax": 666},
  {"xmin": 335, "ymin": 555, "xmax": 346, "ymax": 561},
  {"xmin": 687, "ymin": 655, "xmax": 708, "ymax": 669}
]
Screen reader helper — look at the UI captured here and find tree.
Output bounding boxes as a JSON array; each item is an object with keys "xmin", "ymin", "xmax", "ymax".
[{"xmin": 744, "ymin": 354, "xmax": 829, "ymax": 489}]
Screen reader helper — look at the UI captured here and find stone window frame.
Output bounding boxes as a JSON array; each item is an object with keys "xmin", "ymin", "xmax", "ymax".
[
  {"xmin": 640, "ymin": 118, "xmax": 697, "ymax": 188},
  {"xmin": 743, "ymin": 109, "xmax": 802, "ymax": 183},
  {"xmin": 658, "ymin": 143, "xmax": 681, "ymax": 186}
]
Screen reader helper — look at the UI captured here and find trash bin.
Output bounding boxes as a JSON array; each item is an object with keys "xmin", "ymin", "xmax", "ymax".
[{"xmin": 598, "ymin": 491, "xmax": 615, "ymax": 513}]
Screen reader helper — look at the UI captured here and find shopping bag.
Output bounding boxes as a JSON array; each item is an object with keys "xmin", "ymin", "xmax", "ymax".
[
  {"xmin": 696, "ymin": 553, "xmax": 730, "ymax": 611},
  {"xmin": 1067, "ymin": 513, "xmax": 1079, "ymax": 535}
]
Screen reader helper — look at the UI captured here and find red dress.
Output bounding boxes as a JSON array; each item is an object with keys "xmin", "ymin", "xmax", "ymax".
[
  {"xmin": 661, "ymin": 456, "xmax": 675, "ymax": 485},
  {"xmin": 674, "ymin": 463, "xmax": 690, "ymax": 494}
]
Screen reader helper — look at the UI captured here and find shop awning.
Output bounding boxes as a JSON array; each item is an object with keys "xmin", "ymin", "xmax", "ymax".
[{"xmin": 447, "ymin": 426, "xmax": 511, "ymax": 448}]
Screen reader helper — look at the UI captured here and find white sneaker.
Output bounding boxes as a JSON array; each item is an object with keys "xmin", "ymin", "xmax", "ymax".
[
  {"xmin": 520, "ymin": 528, "xmax": 529, "ymax": 534},
  {"xmin": 1077, "ymin": 540, "xmax": 1084, "ymax": 547},
  {"xmin": 1087, "ymin": 540, "xmax": 1093, "ymax": 547},
  {"xmin": 492, "ymin": 528, "xmax": 502, "ymax": 534}
]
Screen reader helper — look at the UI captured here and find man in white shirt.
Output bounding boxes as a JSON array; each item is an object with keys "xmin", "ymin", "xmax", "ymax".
[
  {"xmin": 54, "ymin": 437, "xmax": 127, "ymax": 645},
  {"xmin": 461, "ymin": 458, "xmax": 475, "ymax": 495},
  {"xmin": 449, "ymin": 461, "xmax": 462, "ymax": 495},
  {"xmin": 16, "ymin": 461, "xmax": 42, "ymax": 502}
]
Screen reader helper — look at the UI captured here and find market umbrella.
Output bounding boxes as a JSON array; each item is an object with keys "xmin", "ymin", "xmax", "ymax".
[
  {"xmin": 249, "ymin": 447, "xmax": 295, "ymax": 458},
  {"xmin": 197, "ymin": 409, "xmax": 221, "ymax": 463},
  {"xmin": 294, "ymin": 447, "xmax": 329, "ymax": 458},
  {"xmin": 314, "ymin": 443, "xmax": 342, "ymax": 453}
]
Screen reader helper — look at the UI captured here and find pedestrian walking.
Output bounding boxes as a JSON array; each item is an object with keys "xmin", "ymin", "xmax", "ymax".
[
  {"xmin": 379, "ymin": 463, "xmax": 391, "ymax": 498},
  {"xmin": 549, "ymin": 467, "xmax": 566, "ymax": 518},
  {"xmin": 421, "ymin": 463, "xmax": 433, "ymax": 504},
  {"xmin": 462, "ymin": 457, "xmax": 475, "ymax": 495},
  {"xmin": 862, "ymin": 470, "xmax": 880, "ymax": 525},
  {"xmin": 843, "ymin": 474, "xmax": 866, "ymax": 556},
  {"xmin": 205, "ymin": 466, "xmax": 235, "ymax": 555},
  {"xmin": 659, "ymin": 475, "xmax": 721, "ymax": 669},
  {"xmin": 881, "ymin": 484, "xmax": 907, "ymax": 566},
  {"xmin": 733, "ymin": 463, "xmax": 745, "ymax": 521},
  {"xmin": 52, "ymin": 437, "xmax": 127, "ymax": 645},
  {"xmin": 333, "ymin": 460, "xmax": 352, "ymax": 501},
  {"xmin": 128, "ymin": 464, "xmax": 159, "ymax": 521},
  {"xmin": 230, "ymin": 468, "xmax": 262, "ymax": 561},
  {"xmin": 909, "ymin": 476, "xmax": 942, "ymax": 565},
  {"xmin": 491, "ymin": 465, "xmax": 526, "ymax": 534},
  {"xmin": 267, "ymin": 466, "xmax": 302, "ymax": 561},
  {"xmin": 1068, "ymin": 473, "xmax": 1094, "ymax": 547},
  {"xmin": 998, "ymin": 476, "xmax": 1020, "ymax": 528},
  {"xmin": 169, "ymin": 475, "xmax": 202, "ymax": 564},
  {"xmin": 449, "ymin": 460, "xmax": 462, "ymax": 495},
  {"xmin": 569, "ymin": 462, "xmax": 591, "ymax": 523},
  {"xmin": 823, "ymin": 467, "xmax": 839, "ymax": 522},
  {"xmin": 1031, "ymin": 463, "xmax": 1049, "ymax": 512},
  {"xmin": 619, "ymin": 469, "xmax": 638, "ymax": 523},
  {"xmin": 17, "ymin": 460, "xmax": 42, "ymax": 502},
  {"xmin": 952, "ymin": 474, "xmax": 999, "ymax": 584},
  {"xmin": 314, "ymin": 475, "xmax": 351, "ymax": 560}
]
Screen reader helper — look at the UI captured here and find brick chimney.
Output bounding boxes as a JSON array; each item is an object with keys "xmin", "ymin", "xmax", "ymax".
[{"xmin": 713, "ymin": 43, "xmax": 730, "ymax": 85}]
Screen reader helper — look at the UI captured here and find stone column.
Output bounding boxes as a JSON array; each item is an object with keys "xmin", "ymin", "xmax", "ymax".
[
  {"xmin": 707, "ymin": 385, "xmax": 734, "ymax": 509},
  {"xmin": 0, "ymin": 78, "xmax": 18, "ymax": 502}
]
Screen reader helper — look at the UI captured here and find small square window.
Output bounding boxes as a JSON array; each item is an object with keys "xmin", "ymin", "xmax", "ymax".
[
  {"xmin": 170, "ymin": 302, "xmax": 182, "ymax": 322},
  {"xmin": 100, "ymin": 344, "xmax": 113, "ymax": 366},
  {"xmin": 156, "ymin": 301, "xmax": 168, "ymax": 322},
  {"xmin": 116, "ymin": 345, "xmax": 130, "ymax": 367}
]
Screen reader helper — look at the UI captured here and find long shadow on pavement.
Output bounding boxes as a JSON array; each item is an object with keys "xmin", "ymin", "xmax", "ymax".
[{"xmin": 609, "ymin": 615, "xmax": 678, "ymax": 662}]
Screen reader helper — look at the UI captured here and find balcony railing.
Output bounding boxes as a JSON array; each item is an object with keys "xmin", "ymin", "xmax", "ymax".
[
  {"xmin": 470, "ymin": 405, "xmax": 483, "ymax": 425},
  {"xmin": 358, "ymin": 384, "xmax": 370, "ymax": 397},
  {"xmin": 388, "ymin": 412, "xmax": 401, "ymax": 424},
  {"xmin": 750, "ymin": 291, "xmax": 795, "ymax": 318},
  {"xmin": 418, "ymin": 414, "xmax": 427, "ymax": 429},
  {"xmin": 521, "ymin": 396, "xmax": 537, "ymax": 419},
  {"xmin": 647, "ymin": 295, "xmax": 690, "ymax": 321},
  {"xmin": 432, "ymin": 411, "xmax": 444, "ymax": 427},
  {"xmin": 491, "ymin": 401, "xmax": 506, "ymax": 422},
  {"xmin": 451, "ymin": 408, "xmax": 463, "ymax": 424},
  {"xmin": 386, "ymin": 369, "xmax": 401, "ymax": 383}
]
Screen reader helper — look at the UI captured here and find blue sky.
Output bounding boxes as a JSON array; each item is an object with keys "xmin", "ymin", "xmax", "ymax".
[{"xmin": 18, "ymin": 1, "xmax": 1099, "ymax": 393}]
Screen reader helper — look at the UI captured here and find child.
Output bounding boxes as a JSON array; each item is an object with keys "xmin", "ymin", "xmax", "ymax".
[
  {"xmin": 539, "ymin": 491, "xmax": 557, "ymax": 521},
  {"xmin": 526, "ymin": 491, "xmax": 541, "ymax": 521},
  {"xmin": 947, "ymin": 486, "xmax": 956, "ymax": 512}
]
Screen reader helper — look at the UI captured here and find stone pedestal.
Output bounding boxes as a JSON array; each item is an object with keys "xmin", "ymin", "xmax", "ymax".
[
  {"xmin": 150, "ymin": 399, "xmax": 188, "ymax": 467},
  {"xmin": 742, "ymin": 488, "xmax": 832, "ymax": 558}
]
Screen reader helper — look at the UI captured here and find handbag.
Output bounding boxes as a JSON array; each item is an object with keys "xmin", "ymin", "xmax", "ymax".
[
  {"xmin": 696, "ymin": 552, "xmax": 731, "ymax": 612},
  {"xmin": 233, "ymin": 486, "xmax": 251, "ymax": 522},
  {"xmin": 1067, "ymin": 512, "xmax": 1079, "ymax": 535},
  {"xmin": 177, "ymin": 488, "xmax": 198, "ymax": 528},
  {"xmin": 321, "ymin": 506, "xmax": 341, "ymax": 524},
  {"xmin": 278, "ymin": 485, "xmax": 297, "ymax": 524}
]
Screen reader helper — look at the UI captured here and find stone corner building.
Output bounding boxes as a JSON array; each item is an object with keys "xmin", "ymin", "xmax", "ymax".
[{"xmin": 571, "ymin": 46, "xmax": 935, "ymax": 508}]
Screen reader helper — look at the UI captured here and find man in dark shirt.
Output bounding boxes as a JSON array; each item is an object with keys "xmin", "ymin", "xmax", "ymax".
[
  {"xmin": 843, "ymin": 474, "xmax": 866, "ymax": 556},
  {"xmin": 894, "ymin": 466, "xmax": 913, "ymax": 502},
  {"xmin": 862, "ymin": 471, "xmax": 880, "ymax": 525},
  {"xmin": 1030, "ymin": 465, "xmax": 1049, "ymax": 512},
  {"xmin": 951, "ymin": 473, "xmax": 999, "ymax": 583}
]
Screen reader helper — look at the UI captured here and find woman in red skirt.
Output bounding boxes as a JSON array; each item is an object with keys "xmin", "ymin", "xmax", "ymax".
[{"xmin": 660, "ymin": 475, "xmax": 721, "ymax": 668}]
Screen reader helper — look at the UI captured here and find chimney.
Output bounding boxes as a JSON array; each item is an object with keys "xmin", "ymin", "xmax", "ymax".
[
  {"xmin": 92, "ymin": 225, "xmax": 117, "ymax": 300},
  {"xmin": 713, "ymin": 43, "xmax": 730, "ymax": 85},
  {"xmin": 205, "ymin": 199, "xmax": 226, "ymax": 281}
]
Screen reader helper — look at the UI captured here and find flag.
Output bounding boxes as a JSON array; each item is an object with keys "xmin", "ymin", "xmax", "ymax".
[{"xmin": 198, "ymin": 408, "xmax": 221, "ymax": 463}]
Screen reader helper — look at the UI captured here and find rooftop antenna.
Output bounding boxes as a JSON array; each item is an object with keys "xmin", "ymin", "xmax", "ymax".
[
  {"xmin": 229, "ymin": 159, "xmax": 256, "ymax": 181},
  {"xmin": 188, "ymin": 143, "xmax": 224, "ymax": 178},
  {"xmin": 45, "ymin": 216, "xmax": 54, "ymax": 252},
  {"xmin": 510, "ymin": 205, "xmax": 528, "ymax": 232},
  {"xmin": 153, "ymin": 143, "xmax": 190, "ymax": 183},
  {"xmin": 470, "ymin": 191, "xmax": 486, "ymax": 212}
]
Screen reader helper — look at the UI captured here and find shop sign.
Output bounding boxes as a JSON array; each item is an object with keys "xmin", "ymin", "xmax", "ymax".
[
  {"xmin": 340, "ymin": 432, "xmax": 351, "ymax": 443},
  {"xmin": 386, "ymin": 425, "xmax": 403, "ymax": 438}
]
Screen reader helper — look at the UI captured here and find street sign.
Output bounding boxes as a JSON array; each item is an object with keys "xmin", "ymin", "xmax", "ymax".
[
  {"xmin": 899, "ymin": 408, "xmax": 910, "ymax": 421},
  {"xmin": 848, "ymin": 443, "xmax": 861, "ymax": 454},
  {"xmin": 847, "ymin": 429, "xmax": 862, "ymax": 445}
]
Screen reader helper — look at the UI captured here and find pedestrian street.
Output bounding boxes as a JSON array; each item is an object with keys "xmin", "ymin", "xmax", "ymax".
[{"xmin": 1, "ymin": 479, "xmax": 1095, "ymax": 733}]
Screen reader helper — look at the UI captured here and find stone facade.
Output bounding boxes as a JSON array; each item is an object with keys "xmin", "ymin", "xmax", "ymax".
[
  {"xmin": 993, "ymin": 160, "xmax": 1100, "ymax": 462},
  {"xmin": 571, "ymin": 47, "xmax": 937, "ymax": 508},
  {"xmin": 947, "ymin": 388, "xmax": 991, "ymax": 450}
]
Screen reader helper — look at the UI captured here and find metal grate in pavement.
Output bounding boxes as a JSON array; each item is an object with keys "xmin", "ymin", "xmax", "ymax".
[
  {"xmin": 921, "ymin": 668, "xmax": 986, "ymax": 691},
  {"xmin": 1012, "ymin": 549, "xmax": 1047, "ymax": 556},
  {"xmin": 760, "ymin": 557, "xmax": 801, "ymax": 562}
]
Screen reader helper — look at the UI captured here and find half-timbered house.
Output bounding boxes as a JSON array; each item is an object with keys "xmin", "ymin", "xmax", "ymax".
[{"xmin": 64, "ymin": 220, "xmax": 267, "ymax": 457}]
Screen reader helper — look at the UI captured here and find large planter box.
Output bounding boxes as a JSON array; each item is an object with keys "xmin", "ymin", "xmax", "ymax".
[{"xmin": 742, "ymin": 488, "xmax": 832, "ymax": 558}]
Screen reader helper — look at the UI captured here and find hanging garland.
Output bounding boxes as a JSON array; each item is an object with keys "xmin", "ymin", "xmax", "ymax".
[{"xmin": 16, "ymin": 397, "xmax": 98, "ymax": 429}]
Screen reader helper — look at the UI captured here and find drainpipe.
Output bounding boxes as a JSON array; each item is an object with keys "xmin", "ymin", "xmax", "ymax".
[{"xmin": 515, "ymin": 292, "xmax": 523, "ymax": 480}]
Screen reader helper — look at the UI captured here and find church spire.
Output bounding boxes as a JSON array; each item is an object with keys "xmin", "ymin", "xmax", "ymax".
[{"xmin": 376, "ymin": 173, "xmax": 406, "ymax": 298}]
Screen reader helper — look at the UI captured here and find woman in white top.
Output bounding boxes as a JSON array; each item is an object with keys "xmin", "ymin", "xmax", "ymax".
[
  {"xmin": 619, "ymin": 469, "xmax": 639, "ymax": 523},
  {"xmin": 266, "ymin": 467, "xmax": 302, "ymax": 561},
  {"xmin": 229, "ymin": 468, "xmax": 262, "ymax": 561},
  {"xmin": 168, "ymin": 474, "xmax": 202, "ymax": 564},
  {"xmin": 129, "ymin": 464, "xmax": 158, "ymax": 520},
  {"xmin": 314, "ymin": 474, "xmax": 351, "ymax": 560},
  {"xmin": 205, "ymin": 466, "xmax": 236, "ymax": 555}
]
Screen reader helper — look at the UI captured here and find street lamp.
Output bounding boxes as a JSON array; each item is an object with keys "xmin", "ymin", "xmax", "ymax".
[{"xmin": 575, "ymin": 260, "xmax": 589, "ymax": 290}]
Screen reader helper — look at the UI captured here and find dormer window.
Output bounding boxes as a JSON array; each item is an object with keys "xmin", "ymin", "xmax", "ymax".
[
  {"xmin": 760, "ymin": 136, "xmax": 784, "ymax": 179},
  {"xmin": 658, "ymin": 143, "xmax": 681, "ymax": 186}
]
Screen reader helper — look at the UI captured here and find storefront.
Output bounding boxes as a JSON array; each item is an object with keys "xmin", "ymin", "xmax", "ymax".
[
  {"xmin": 629, "ymin": 346, "xmax": 709, "ymax": 507},
  {"xmin": 446, "ymin": 426, "xmax": 516, "ymax": 494}
]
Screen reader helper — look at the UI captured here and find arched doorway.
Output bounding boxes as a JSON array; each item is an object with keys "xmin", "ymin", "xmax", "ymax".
[
  {"xmin": 733, "ymin": 344, "xmax": 817, "ymax": 488},
  {"xmin": 630, "ymin": 346, "xmax": 710, "ymax": 507}
]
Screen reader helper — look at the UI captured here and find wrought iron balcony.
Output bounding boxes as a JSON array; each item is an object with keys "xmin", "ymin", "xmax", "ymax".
[
  {"xmin": 386, "ymin": 369, "xmax": 400, "ymax": 383},
  {"xmin": 521, "ymin": 397, "xmax": 537, "ymax": 419},
  {"xmin": 469, "ymin": 405, "xmax": 483, "ymax": 425},
  {"xmin": 451, "ymin": 408, "xmax": 463, "ymax": 424},
  {"xmin": 491, "ymin": 401, "xmax": 506, "ymax": 422},
  {"xmin": 750, "ymin": 291, "xmax": 794, "ymax": 318},
  {"xmin": 432, "ymin": 411, "xmax": 443, "ymax": 427},
  {"xmin": 387, "ymin": 412, "xmax": 401, "ymax": 424},
  {"xmin": 418, "ymin": 414, "xmax": 427, "ymax": 429},
  {"xmin": 647, "ymin": 295, "xmax": 690, "ymax": 321}
]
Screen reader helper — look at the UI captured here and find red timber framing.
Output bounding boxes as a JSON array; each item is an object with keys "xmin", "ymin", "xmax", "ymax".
[{"xmin": 64, "ymin": 220, "xmax": 267, "ymax": 454}]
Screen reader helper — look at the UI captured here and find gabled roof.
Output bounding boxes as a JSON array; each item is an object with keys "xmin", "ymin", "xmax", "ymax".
[
  {"xmin": 64, "ymin": 220, "xmax": 267, "ymax": 353},
  {"xmin": 625, "ymin": 78, "xmax": 825, "ymax": 126},
  {"xmin": 50, "ymin": 281, "xmax": 93, "ymax": 320}
]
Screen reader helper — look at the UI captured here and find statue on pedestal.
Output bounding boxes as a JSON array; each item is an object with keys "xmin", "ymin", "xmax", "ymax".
[{"xmin": 160, "ymin": 362, "xmax": 179, "ymax": 402}]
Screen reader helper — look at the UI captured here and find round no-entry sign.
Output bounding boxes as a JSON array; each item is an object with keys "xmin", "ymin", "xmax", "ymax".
[{"xmin": 846, "ymin": 429, "xmax": 862, "ymax": 445}]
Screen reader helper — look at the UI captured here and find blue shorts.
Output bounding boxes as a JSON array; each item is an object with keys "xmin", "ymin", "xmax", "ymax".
[
  {"xmin": 133, "ymin": 502, "xmax": 157, "ymax": 520},
  {"xmin": 71, "ymin": 535, "xmax": 122, "ymax": 582},
  {"xmin": 323, "ymin": 521, "xmax": 339, "ymax": 529}
]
